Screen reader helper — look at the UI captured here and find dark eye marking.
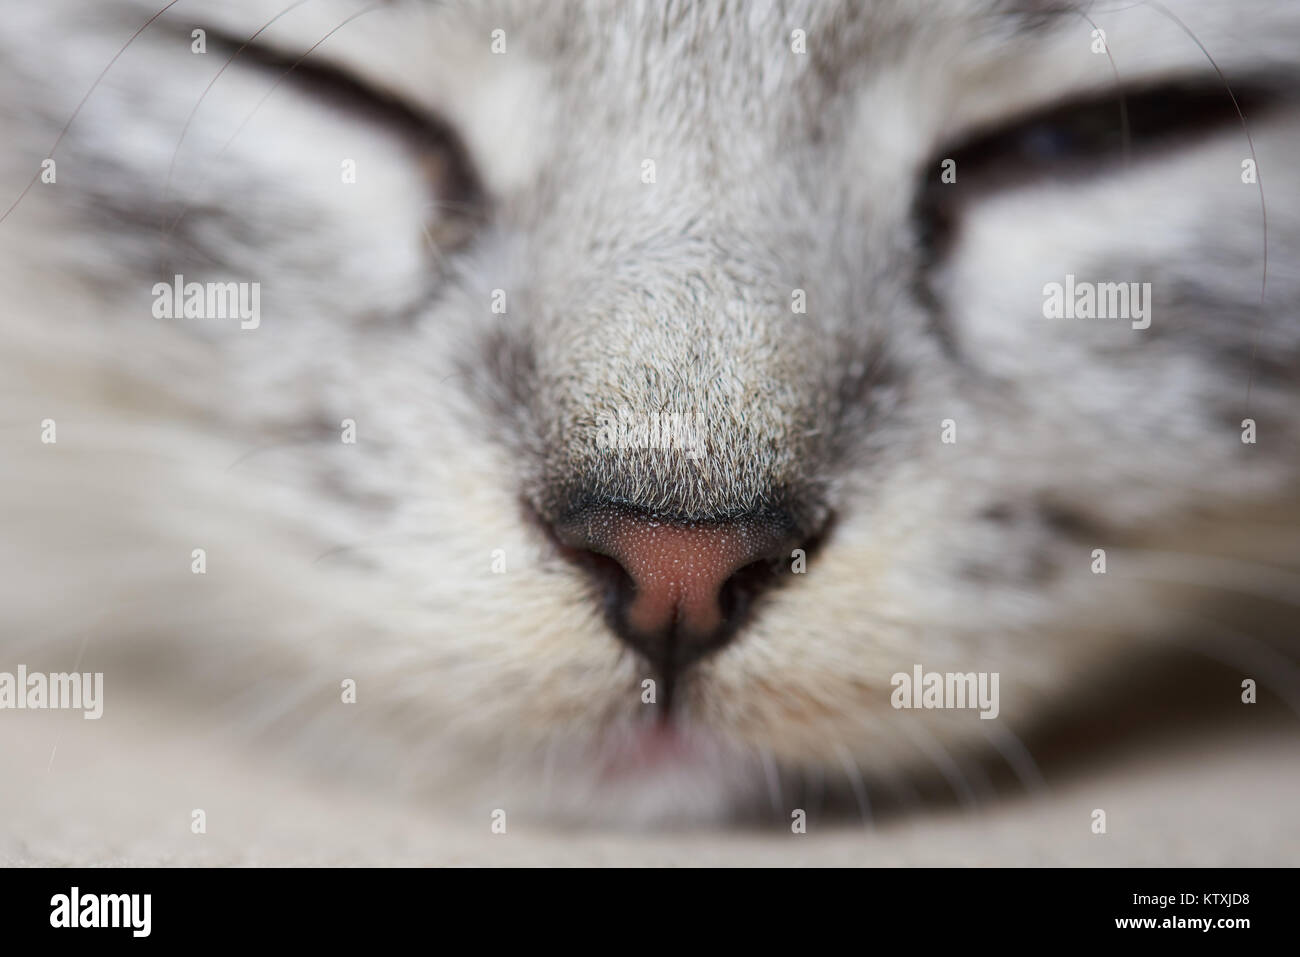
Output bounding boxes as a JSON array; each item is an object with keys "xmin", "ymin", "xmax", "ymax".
[
  {"xmin": 945, "ymin": 80, "xmax": 1278, "ymax": 186},
  {"xmin": 913, "ymin": 78, "xmax": 1284, "ymax": 262},
  {"xmin": 196, "ymin": 25, "xmax": 486, "ymax": 229}
]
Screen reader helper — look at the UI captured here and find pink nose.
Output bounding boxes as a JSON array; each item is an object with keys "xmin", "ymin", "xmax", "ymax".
[
  {"xmin": 556, "ymin": 506, "xmax": 795, "ymax": 674},
  {"xmin": 609, "ymin": 520, "xmax": 768, "ymax": 637}
]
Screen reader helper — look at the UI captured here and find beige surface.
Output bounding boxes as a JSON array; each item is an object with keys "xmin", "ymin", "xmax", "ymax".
[{"xmin": 4, "ymin": 699, "xmax": 1296, "ymax": 867}]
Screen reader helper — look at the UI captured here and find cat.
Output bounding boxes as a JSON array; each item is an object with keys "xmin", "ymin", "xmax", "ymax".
[{"xmin": 1, "ymin": 0, "xmax": 1297, "ymax": 838}]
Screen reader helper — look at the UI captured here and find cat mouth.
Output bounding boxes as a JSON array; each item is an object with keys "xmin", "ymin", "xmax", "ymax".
[
  {"xmin": 597, "ymin": 724, "xmax": 695, "ymax": 780},
  {"xmin": 592, "ymin": 720, "xmax": 728, "ymax": 784}
]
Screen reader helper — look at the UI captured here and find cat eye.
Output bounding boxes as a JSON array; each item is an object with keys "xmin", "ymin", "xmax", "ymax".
[
  {"xmin": 939, "ymin": 80, "xmax": 1274, "ymax": 184},
  {"xmin": 913, "ymin": 79, "xmax": 1279, "ymax": 257},
  {"xmin": 203, "ymin": 28, "xmax": 486, "ymax": 242}
]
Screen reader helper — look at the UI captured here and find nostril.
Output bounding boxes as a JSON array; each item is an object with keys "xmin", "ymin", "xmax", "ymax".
[
  {"xmin": 716, "ymin": 557, "xmax": 782, "ymax": 627},
  {"xmin": 545, "ymin": 500, "xmax": 816, "ymax": 675},
  {"xmin": 566, "ymin": 548, "xmax": 635, "ymax": 623}
]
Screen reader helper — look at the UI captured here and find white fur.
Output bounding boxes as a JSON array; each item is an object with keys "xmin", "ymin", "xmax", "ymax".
[{"xmin": 0, "ymin": 0, "xmax": 1297, "ymax": 848}]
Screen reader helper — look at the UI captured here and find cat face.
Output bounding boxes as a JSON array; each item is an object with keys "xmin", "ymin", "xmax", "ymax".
[{"xmin": 2, "ymin": 0, "xmax": 1297, "ymax": 825}]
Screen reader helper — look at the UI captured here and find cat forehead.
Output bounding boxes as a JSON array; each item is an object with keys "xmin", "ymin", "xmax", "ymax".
[
  {"xmin": 129, "ymin": 0, "xmax": 1295, "ymax": 196},
  {"xmin": 172, "ymin": 0, "xmax": 1057, "ymax": 193},
  {"xmin": 156, "ymin": 0, "xmax": 1292, "ymax": 98}
]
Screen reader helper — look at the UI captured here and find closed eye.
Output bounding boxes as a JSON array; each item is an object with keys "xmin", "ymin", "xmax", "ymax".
[
  {"xmin": 914, "ymin": 78, "xmax": 1283, "ymax": 260},
  {"xmin": 196, "ymin": 24, "xmax": 486, "ymax": 237}
]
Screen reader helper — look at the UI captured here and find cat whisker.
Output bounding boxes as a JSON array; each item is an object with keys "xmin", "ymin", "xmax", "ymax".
[
  {"xmin": 539, "ymin": 733, "xmax": 562, "ymax": 809},
  {"xmin": 160, "ymin": 0, "xmax": 317, "ymax": 234},
  {"xmin": 163, "ymin": 1, "xmax": 391, "ymax": 243},
  {"xmin": 311, "ymin": 536, "xmax": 455, "ymax": 564},
  {"xmin": 226, "ymin": 433, "xmax": 337, "ymax": 470},
  {"xmin": 1071, "ymin": 6, "xmax": 1132, "ymax": 167},
  {"xmin": 417, "ymin": 198, "xmax": 490, "ymax": 217},
  {"xmin": 758, "ymin": 746, "xmax": 784, "ymax": 820},
  {"xmin": 833, "ymin": 741, "xmax": 873, "ymax": 828},
  {"xmin": 977, "ymin": 717, "xmax": 1048, "ymax": 797},
  {"xmin": 1, "ymin": 0, "xmax": 187, "ymax": 225},
  {"xmin": 893, "ymin": 716, "xmax": 985, "ymax": 811},
  {"xmin": 802, "ymin": 762, "xmax": 827, "ymax": 820},
  {"xmin": 1142, "ymin": 0, "xmax": 1270, "ymax": 328},
  {"xmin": 419, "ymin": 222, "xmax": 451, "ymax": 272},
  {"xmin": 1163, "ymin": 614, "xmax": 1300, "ymax": 723},
  {"xmin": 1108, "ymin": 548, "xmax": 1300, "ymax": 607}
]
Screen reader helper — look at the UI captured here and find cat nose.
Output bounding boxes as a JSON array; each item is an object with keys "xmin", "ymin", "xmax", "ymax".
[{"xmin": 555, "ymin": 504, "xmax": 796, "ymax": 676}]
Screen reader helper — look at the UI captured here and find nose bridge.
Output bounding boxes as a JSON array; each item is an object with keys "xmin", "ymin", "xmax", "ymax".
[
  {"xmin": 537, "ymin": 107, "xmax": 770, "ymax": 331},
  {"xmin": 528, "ymin": 257, "xmax": 815, "ymax": 526},
  {"xmin": 519, "ymin": 120, "xmax": 824, "ymax": 525},
  {"xmin": 550, "ymin": 215, "xmax": 791, "ymax": 396}
]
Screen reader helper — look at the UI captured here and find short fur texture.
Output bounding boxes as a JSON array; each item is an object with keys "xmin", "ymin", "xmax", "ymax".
[{"xmin": 1, "ymin": 0, "xmax": 1297, "ymax": 841}]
